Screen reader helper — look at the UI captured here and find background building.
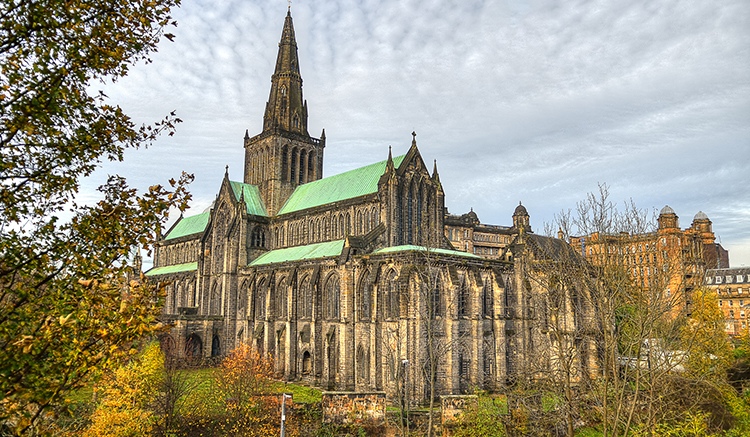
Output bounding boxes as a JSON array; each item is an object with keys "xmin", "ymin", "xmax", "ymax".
[
  {"xmin": 706, "ymin": 268, "xmax": 750, "ymax": 336},
  {"xmin": 569, "ymin": 206, "xmax": 729, "ymax": 316}
]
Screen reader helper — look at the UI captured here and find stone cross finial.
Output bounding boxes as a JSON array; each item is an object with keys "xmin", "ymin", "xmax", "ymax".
[{"xmin": 412, "ymin": 131, "xmax": 416, "ymax": 141}]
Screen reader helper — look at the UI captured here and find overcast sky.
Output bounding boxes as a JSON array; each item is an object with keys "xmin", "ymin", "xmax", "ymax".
[{"xmin": 84, "ymin": 0, "xmax": 750, "ymax": 267}]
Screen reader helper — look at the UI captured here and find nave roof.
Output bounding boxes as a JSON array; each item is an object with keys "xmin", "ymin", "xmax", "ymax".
[{"xmin": 277, "ymin": 154, "xmax": 406, "ymax": 215}]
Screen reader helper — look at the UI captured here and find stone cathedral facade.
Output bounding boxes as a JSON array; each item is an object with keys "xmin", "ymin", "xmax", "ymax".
[{"xmin": 147, "ymin": 11, "xmax": 599, "ymax": 399}]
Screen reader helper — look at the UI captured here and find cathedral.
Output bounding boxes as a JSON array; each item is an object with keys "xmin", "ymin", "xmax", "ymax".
[{"xmin": 147, "ymin": 10, "xmax": 599, "ymax": 399}]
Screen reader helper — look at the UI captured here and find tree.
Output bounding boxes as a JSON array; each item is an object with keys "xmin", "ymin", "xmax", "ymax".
[
  {"xmin": 209, "ymin": 342, "xmax": 284, "ymax": 436},
  {"xmin": 545, "ymin": 184, "xmax": 739, "ymax": 436},
  {"xmin": 0, "ymin": 0, "xmax": 189, "ymax": 433},
  {"xmin": 415, "ymin": 247, "xmax": 465, "ymax": 437},
  {"xmin": 84, "ymin": 342, "xmax": 165, "ymax": 437}
]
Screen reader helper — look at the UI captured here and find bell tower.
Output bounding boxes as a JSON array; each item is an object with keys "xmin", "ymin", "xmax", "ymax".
[{"xmin": 243, "ymin": 8, "xmax": 325, "ymax": 215}]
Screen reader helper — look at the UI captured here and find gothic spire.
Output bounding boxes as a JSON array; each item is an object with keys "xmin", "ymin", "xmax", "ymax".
[{"xmin": 262, "ymin": 10, "xmax": 309, "ymax": 136}]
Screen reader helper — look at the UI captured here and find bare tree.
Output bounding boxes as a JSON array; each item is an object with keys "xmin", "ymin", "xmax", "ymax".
[
  {"xmin": 542, "ymin": 183, "xmax": 734, "ymax": 436},
  {"xmin": 151, "ymin": 354, "xmax": 203, "ymax": 435}
]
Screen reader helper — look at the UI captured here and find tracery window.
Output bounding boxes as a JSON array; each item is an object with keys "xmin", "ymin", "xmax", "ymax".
[
  {"xmin": 276, "ymin": 278, "xmax": 288, "ymax": 319},
  {"xmin": 298, "ymin": 276, "xmax": 313, "ymax": 319},
  {"xmin": 457, "ymin": 274, "xmax": 469, "ymax": 317},
  {"xmin": 252, "ymin": 227, "xmax": 265, "ymax": 247},
  {"xmin": 385, "ymin": 270, "xmax": 399, "ymax": 320},
  {"xmin": 482, "ymin": 279, "xmax": 493, "ymax": 318},
  {"xmin": 430, "ymin": 277, "xmax": 442, "ymax": 318},
  {"xmin": 255, "ymin": 278, "xmax": 267, "ymax": 320},
  {"xmin": 357, "ymin": 272, "xmax": 372, "ymax": 321},
  {"xmin": 325, "ymin": 274, "xmax": 340, "ymax": 319}
]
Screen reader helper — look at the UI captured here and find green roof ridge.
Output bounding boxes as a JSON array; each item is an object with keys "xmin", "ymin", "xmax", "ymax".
[
  {"xmin": 145, "ymin": 262, "xmax": 198, "ymax": 276},
  {"xmin": 371, "ymin": 245, "xmax": 484, "ymax": 259},
  {"xmin": 229, "ymin": 181, "xmax": 268, "ymax": 216},
  {"xmin": 249, "ymin": 239, "xmax": 346, "ymax": 266},
  {"xmin": 277, "ymin": 155, "xmax": 406, "ymax": 215},
  {"xmin": 165, "ymin": 211, "xmax": 210, "ymax": 240}
]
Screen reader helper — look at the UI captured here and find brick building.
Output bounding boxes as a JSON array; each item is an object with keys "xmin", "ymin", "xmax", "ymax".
[
  {"xmin": 569, "ymin": 206, "xmax": 729, "ymax": 315},
  {"xmin": 146, "ymin": 10, "xmax": 599, "ymax": 400},
  {"xmin": 706, "ymin": 268, "xmax": 750, "ymax": 336}
]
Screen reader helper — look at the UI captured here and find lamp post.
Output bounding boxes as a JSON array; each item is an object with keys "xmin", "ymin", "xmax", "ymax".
[
  {"xmin": 402, "ymin": 359, "xmax": 409, "ymax": 434},
  {"xmin": 280, "ymin": 393, "xmax": 291, "ymax": 437}
]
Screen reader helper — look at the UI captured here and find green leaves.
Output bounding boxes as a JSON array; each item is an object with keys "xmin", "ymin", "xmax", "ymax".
[{"xmin": 0, "ymin": 0, "xmax": 189, "ymax": 434}]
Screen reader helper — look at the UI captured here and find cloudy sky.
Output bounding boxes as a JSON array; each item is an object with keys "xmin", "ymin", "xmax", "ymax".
[{"xmin": 85, "ymin": 0, "xmax": 750, "ymax": 266}]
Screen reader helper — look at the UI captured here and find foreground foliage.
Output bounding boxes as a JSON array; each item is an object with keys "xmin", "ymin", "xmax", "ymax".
[
  {"xmin": 0, "ymin": 0, "xmax": 189, "ymax": 433},
  {"xmin": 84, "ymin": 343, "xmax": 164, "ymax": 436}
]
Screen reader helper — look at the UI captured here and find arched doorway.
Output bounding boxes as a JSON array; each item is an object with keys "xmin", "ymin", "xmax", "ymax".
[
  {"xmin": 159, "ymin": 334, "xmax": 175, "ymax": 357},
  {"xmin": 185, "ymin": 334, "xmax": 202, "ymax": 358},
  {"xmin": 211, "ymin": 335, "xmax": 221, "ymax": 357},
  {"xmin": 302, "ymin": 351, "xmax": 312, "ymax": 376}
]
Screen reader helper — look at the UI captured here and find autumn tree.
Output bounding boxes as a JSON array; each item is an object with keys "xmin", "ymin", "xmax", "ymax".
[
  {"xmin": 546, "ymin": 184, "xmax": 739, "ymax": 435},
  {"xmin": 209, "ymin": 342, "xmax": 284, "ymax": 436},
  {"xmin": 0, "ymin": 0, "xmax": 190, "ymax": 433},
  {"xmin": 84, "ymin": 342, "xmax": 165, "ymax": 437}
]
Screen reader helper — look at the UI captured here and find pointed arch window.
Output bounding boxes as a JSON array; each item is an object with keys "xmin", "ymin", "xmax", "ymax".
[
  {"xmin": 255, "ymin": 278, "xmax": 267, "ymax": 320},
  {"xmin": 290, "ymin": 148, "xmax": 297, "ymax": 182},
  {"xmin": 308, "ymin": 150, "xmax": 315, "ymax": 180},
  {"xmin": 417, "ymin": 184, "xmax": 423, "ymax": 243},
  {"xmin": 325, "ymin": 274, "xmax": 340, "ymax": 320},
  {"xmin": 276, "ymin": 278, "xmax": 288, "ymax": 319},
  {"xmin": 482, "ymin": 279, "xmax": 493, "ymax": 318},
  {"xmin": 431, "ymin": 277, "xmax": 442, "ymax": 318},
  {"xmin": 281, "ymin": 146, "xmax": 289, "ymax": 181},
  {"xmin": 457, "ymin": 274, "xmax": 469, "ymax": 317},
  {"xmin": 298, "ymin": 276, "xmax": 312, "ymax": 319},
  {"xmin": 252, "ymin": 227, "xmax": 265, "ymax": 247},
  {"xmin": 357, "ymin": 272, "xmax": 372, "ymax": 321},
  {"xmin": 385, "ymin": 270, "xmax": 399, "ymax": 320}
]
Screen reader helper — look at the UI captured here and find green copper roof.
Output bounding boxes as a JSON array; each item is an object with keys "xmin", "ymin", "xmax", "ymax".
[
  {"xmin": 229, "ymin": 181, "xmax": 268, "ymax": 216},
  {"xmin": 371, "ymin": 245, "xmax": 484, "ymax": 259},
  {"xmin": 249, "ymin": 239, "xmax": 346, "ymax": 266},
  {"xmin": 145, "ymin": 262, "xmax": 198, "ymax": 276},
  {"xmin": 277, "ymin": 155, "xmax": 406, "ymax": 215},
  {"xmin": 165, "ymin": 212, "xmax": 210, "ymax": 240}
]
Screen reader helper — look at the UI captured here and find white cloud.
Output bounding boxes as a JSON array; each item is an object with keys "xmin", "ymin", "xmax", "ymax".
[{"xmin": 81, "ymin": 0, "xmax": 750, "ymax": 266}]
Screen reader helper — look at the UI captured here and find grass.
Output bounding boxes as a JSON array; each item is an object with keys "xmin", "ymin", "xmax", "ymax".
[
  {"xmin": 575, "ymin": 426, "xmax": 604, "ymax": 436},
  {"xmin": 65, "ymin": 367, "xmax": 323, "ymax": 412}
]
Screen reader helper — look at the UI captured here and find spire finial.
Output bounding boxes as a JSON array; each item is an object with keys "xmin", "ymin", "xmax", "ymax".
[
  {"xmin": 225, "ymin": 165, "xmax": 229, "ymax": 176},
  {"xmin": 411, "ymin": 131, "xmax": 417, "ymax": 146},
  {"xmin": 288, "ymin": 0, "xmax": 292, "ymax": 12}
]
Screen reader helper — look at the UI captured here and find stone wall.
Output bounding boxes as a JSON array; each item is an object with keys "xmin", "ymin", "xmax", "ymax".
[
  {"xmin": 441, "ymin": 395, "xmax": 478, "ymax": 425},
  {"xmin": 321, "ymin": 391, "xmax": 386, "ymax": 425}
]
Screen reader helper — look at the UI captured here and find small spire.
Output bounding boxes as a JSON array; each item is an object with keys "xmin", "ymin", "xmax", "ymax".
[
  {"xmin": 388, "ymin": 145, "xmax": 393, "ymax": 160},
  {"xmin": 411, "ymin": 131, "xmax": 417, "ymax": 146},
  {"xmin": 385, "ymin": 145, "xmax": 394, "ymax": 173},
  {"xmin": 432, "ymin": 159, "xmax": 441, "ymax": 183},
  {"xmin": 244, "ymin": 129, "xmax": 249, "ymax": 139},
  {"xmin": 225, "ymin": 165, "xmax": 229, "ymax": 177},
  {"xmin": 321, "ymin": 128, "xmax": 326, "ymax": 140}
]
